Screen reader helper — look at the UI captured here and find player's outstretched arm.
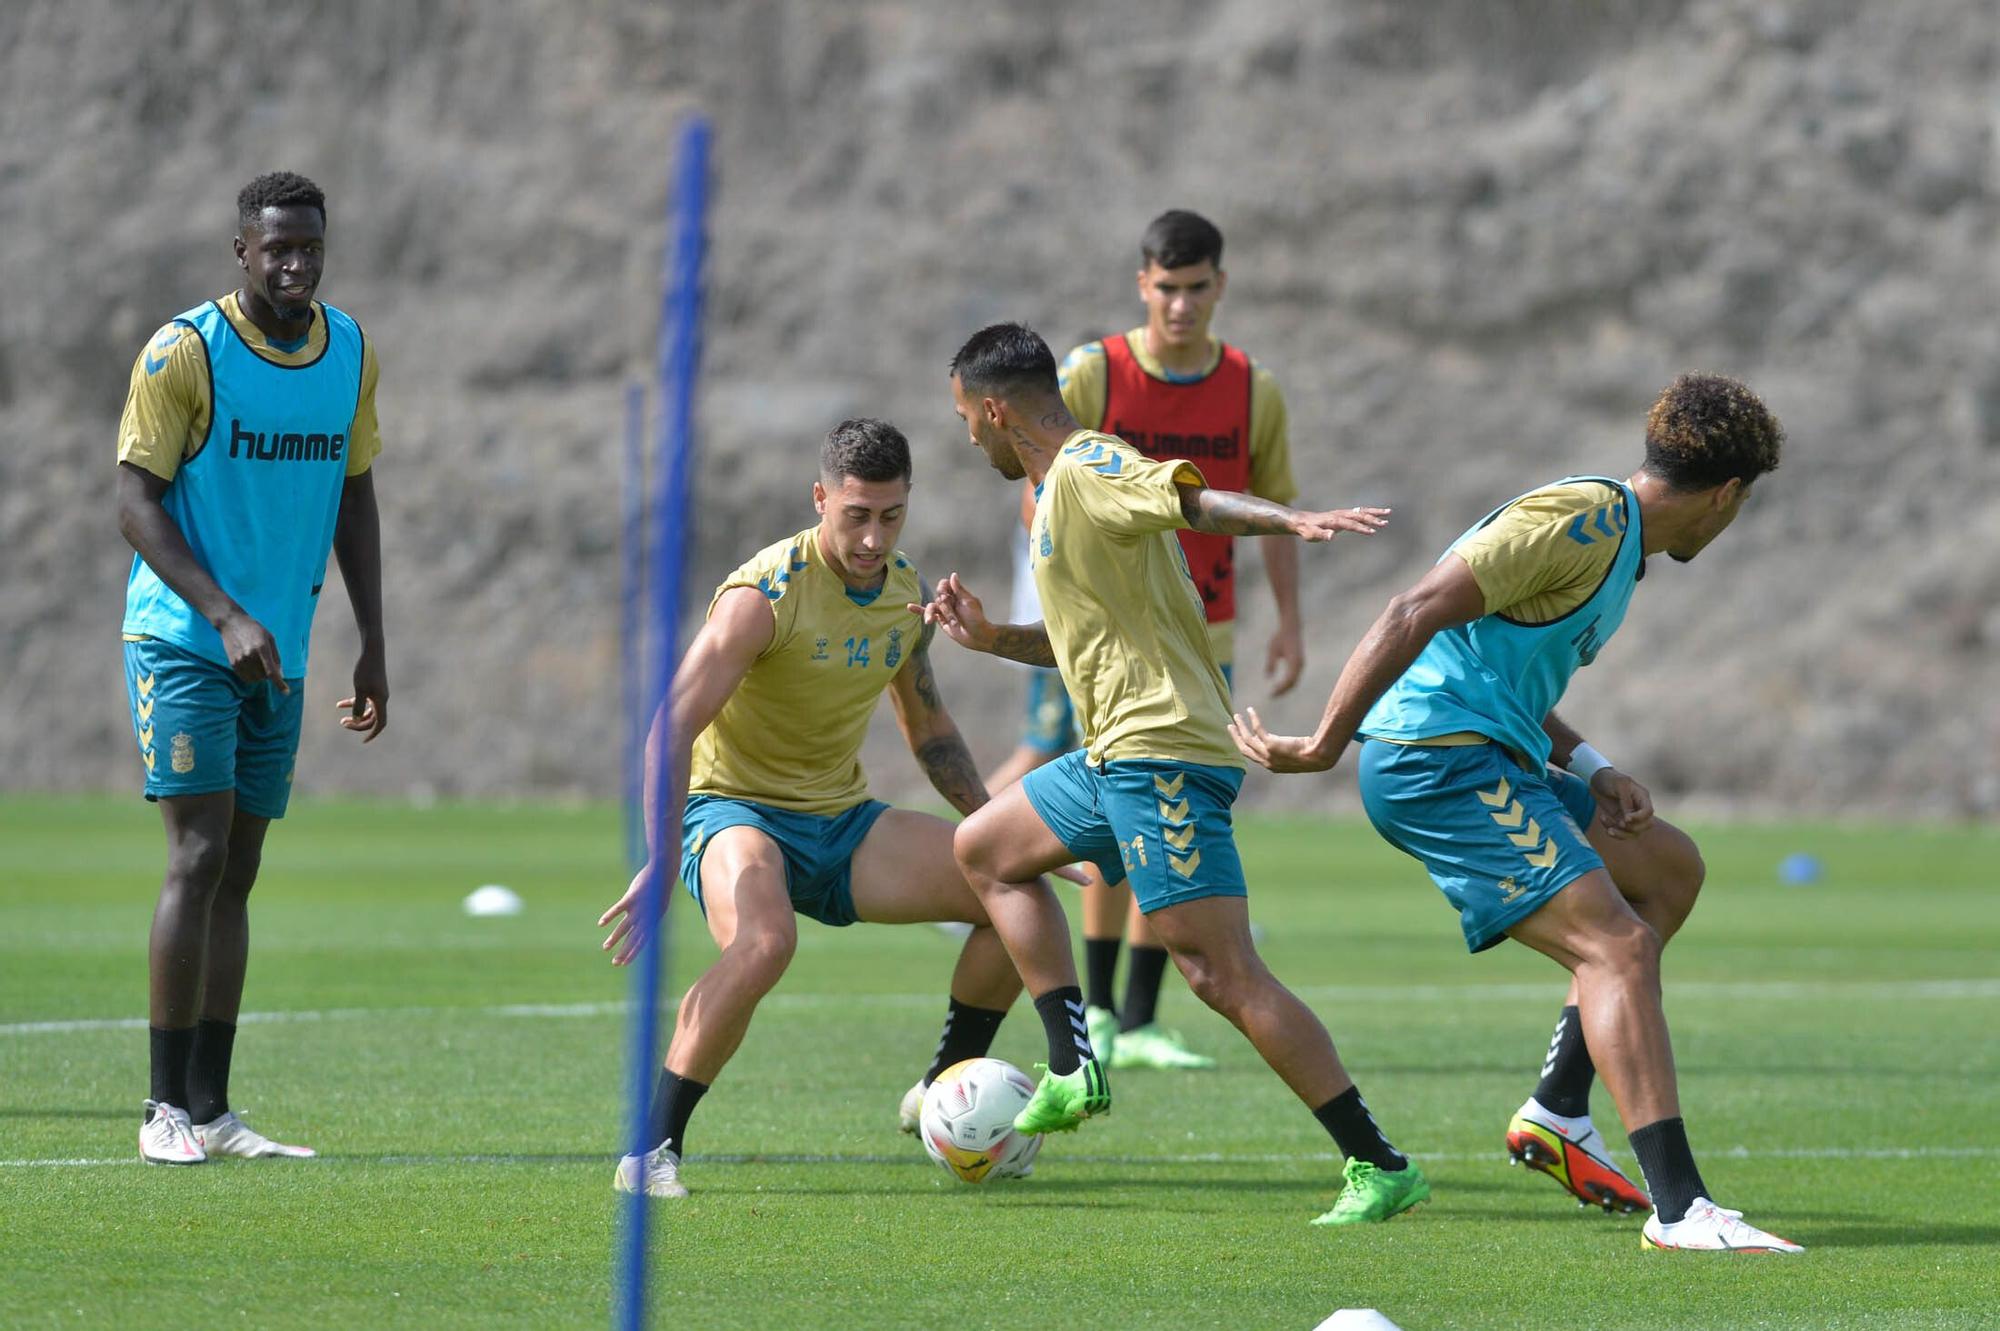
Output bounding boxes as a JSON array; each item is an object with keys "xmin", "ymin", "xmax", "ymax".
[
  {"xmin": 331, "ymin": 469, "xmax": 388, "ymax": 740},
  {"xmin": 1231, "ymin": 554, "xmax": 1486, "ymax": 773},
  {"xmin": 888, "ymin": 610, "xmax": 986, "ymax": 818},
  {"xmin": 907, "ymin": 573, "xmax": 1056, "ymax": 667},
  {"xmin": 1542, "ymin": 710, "xmax": 1655, "ymax": 840},
  {"xmin": 598, "ymin": 586, "xmax": 773, "ymax": 965},
  {"xmin": 116, "ymin": 462, "xmax": 287, "ymax": 691},
  {"xmin": 1177, "ymin": 483, "xmax": 1391, "ymax": 542}
]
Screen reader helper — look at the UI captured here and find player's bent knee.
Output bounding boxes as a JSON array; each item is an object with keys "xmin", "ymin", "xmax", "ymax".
[{"xmin": 725, "ymin": 922, "xmax": 798, "ymax": 985}]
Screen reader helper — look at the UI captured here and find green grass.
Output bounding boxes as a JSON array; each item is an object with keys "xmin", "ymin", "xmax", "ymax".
[{"xmin": 3, "ymin": 795, "xmax": 1996, "ymax": 1329}]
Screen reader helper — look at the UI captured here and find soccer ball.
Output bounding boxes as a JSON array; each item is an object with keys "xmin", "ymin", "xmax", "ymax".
[{"xmin": 919, "ymin": 1057, "xmax": 1043, "ymax": 1183}]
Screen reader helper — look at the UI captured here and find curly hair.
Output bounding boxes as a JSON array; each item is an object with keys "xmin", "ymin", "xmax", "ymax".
[
  {"xmin": 1643, "ymin": 374, "xmax": 1784, "ymax": 491},
  {"xmin": 821, "ymin": 418, "xmax": 912, "ymax": 485},
  {"xmin": 237, "ymin": 171, "xmax": 326, "ymax": 229}
]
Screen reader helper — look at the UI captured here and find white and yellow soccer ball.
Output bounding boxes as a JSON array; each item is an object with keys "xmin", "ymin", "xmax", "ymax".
[{"xmin": 919, "ymin": 1057, "xmax": 1043, "ymax": 1183}]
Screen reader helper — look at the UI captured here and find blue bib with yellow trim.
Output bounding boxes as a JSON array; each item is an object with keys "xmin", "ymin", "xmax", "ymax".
[
  {"xmin": 123, "ymin": 299, "xmax": 365, "ymax": 677},
  {"xmin": 1359, "ymin": 476, "xmax": 1643, "ymax": 770}
]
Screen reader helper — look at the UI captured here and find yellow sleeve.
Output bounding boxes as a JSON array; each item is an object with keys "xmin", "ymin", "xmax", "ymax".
[
  {"xmin": 345, "ymin": 336, "xmax": 383, "ymax": 477},
  {"xmin": 1450, "ymin": 484, "xmax": 1622, "ymax": 622},
  {"xmin": 115, "ymin": 324, "xmax": 209, "ymax": 480},
  {"xmin": 1246, "ymin": 362, "xmax": 1297, "ymax": 505},
  {"xmin": 1056, "ymin": 443, "xmax": 1204, "ymax": 539},
  {"xmin": 1056, "ymin": 341, "xmax": 1108, "ymax": 431}
]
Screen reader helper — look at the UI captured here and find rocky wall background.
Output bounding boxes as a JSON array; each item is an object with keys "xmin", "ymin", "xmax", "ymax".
[{"xmin": 1, "ymin": 0, "xmax": 1994, "ymax": 817}]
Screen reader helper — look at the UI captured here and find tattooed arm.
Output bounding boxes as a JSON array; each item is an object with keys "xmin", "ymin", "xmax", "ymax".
[
  {"xmin": 888, "ymin": 612, "xmax": 988, "ymax": 816},
  {"xmin": 907, "ymin": 572, "xmax": 1057, "ymax": 667},
  {"xmin": 1177, "ymin": 484, "xmax": 1393, "ymax": 543}
]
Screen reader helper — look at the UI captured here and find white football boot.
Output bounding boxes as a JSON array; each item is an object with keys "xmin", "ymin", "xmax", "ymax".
[
  {"xmin": 898, "ymin": 1079, "xmax": 926, "ymax": 1135},
  {"xmin": 1642, "ymin": 1198, "xmax": 1802, "ymax": 1253},
  {"xmin": 614, "ymin": 1145, "xmax": 690, "ymax": 1199},
  {"xmin": 194, "ymin": 1110, "xmax": 316, "ymax": 1159},
  {"xmin": 140, "ymin": 1100, "xmax": 206, "ymax": 1166}
]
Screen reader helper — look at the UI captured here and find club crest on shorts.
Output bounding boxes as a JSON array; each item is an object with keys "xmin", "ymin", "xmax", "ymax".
[{"xmin": 170, "ymin": 731, "xmax": 196, "ymax": 774}]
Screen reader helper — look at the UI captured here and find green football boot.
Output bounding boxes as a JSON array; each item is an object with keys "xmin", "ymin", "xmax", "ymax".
[
  {"xmin": 1011, "ymin": 1058, "xmax": 1111, "ymax": 1135},
  {"xmin": 1311, "ymin": 1158, "xmax": 1431, "ymax": 1226},
  {"xmin": 1108, "ymin": 1023, "xmax": 1216, "ymax": 1070},
  {"xmin": 1083, "ymin": 1004, "xmax": 1119, "ymax": 1066}
]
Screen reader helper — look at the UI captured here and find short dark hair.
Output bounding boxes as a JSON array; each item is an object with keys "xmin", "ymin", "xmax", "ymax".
[
  {"xmin": 949, "ymin": 323, "xmax": 1059, "ymax": 402},
  {"xmin": 237, "ymin": 172, "xmax": 327, "ymax": 229},
  {"xmin": 821, "ymin": 418, "xmax": 911, "ymax": 484},
  {"xmin": 1141, "ymin": 209, "xmax": 1224, "ymax": 271},
  {"xmin": 1642, "ymin": 374, "xmax": 1784, "ymax": 491}
]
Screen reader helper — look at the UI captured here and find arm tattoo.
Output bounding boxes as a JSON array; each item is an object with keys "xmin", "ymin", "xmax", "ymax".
[
  {"xmin": 989, "ymin": 623, "xmax": 1058, "ymax": 667},
  {"xmin": 1182, "ymin": 486, "xmax": 1299, "ymax": 537},
  {"xmin": 910, "ymin": 637, "xmax": 943, "ymax": 714},
  {"xmin": 917, "ymin": 733, "xmax": 988, "ymax": 816}
]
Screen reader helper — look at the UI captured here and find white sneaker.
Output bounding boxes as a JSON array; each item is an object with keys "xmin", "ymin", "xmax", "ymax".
[
  {"xmin": 1642, "ymin": 1197, "xmax": 1802, "ymax": 1253},
  {"xmin": 614, "ymin": 1145, "xmax": 690, "ymax": 1199},
  {"xmin": 194, "ymin": 1110, "xmax": 316, "ymax": 1159},
  {"xmin": 898, "ymin": 1079, "xmax": 926, "ymax": 1134},
  {"xmin": 140, "ymin": 1100, "xmax": 206, "ymax": 1166}
]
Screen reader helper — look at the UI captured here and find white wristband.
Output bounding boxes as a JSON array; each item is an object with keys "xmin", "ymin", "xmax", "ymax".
[{"xmin": 1565, "ymin": 741, "xmax": 1614, "ymax": 785}]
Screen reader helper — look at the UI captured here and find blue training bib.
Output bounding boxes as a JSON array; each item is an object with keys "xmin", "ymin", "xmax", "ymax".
[
  {"xmin": 123, "ymin": 300, "xmax": 365, "ymax": 677},
  {"xmin": 1359, "ymin": 476, "xmax": 1644, "ymax": 771}
]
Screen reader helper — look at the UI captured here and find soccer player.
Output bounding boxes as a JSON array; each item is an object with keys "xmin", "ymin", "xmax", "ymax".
[
  {"xmin": 1231, "ymin": 374, "xmax": 1803, "ymax": 1252},
  {"xmin": 597, "ymin": 419, "xmax": 1035, "ymax": 1199},
  {"xmin": 116, "ymin": 171, "xmax": 388, "ymax": 1165},
  {"xmin": 1052, "ymin": 210, "xmax": 1306, "ymax": 1071},
  {"xmin": 923, "ymin": 323, "xmax": 1431, "ymax": 1227}
]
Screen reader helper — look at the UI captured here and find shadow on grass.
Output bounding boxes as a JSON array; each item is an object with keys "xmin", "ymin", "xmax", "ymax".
[
  {"xmin": 1767, "ymin": 1215, "xmax": 2000, "ymax": 1249},
  {"xmin": 0, "ymin": 1107, "xmax": 132, "ymax": 1121}
]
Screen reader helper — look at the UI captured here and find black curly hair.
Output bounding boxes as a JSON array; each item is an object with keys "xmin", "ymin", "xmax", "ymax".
[
  {"xmin": 821, "ymin": 418, "xmax": 912, "ymax": 485},
  {"xmin": 236, "ymin": 171, "xmax": 326, "ymax": 229},
  {"xmin": 1643, "ymin": 374, "xmax": 1784, "ymax": 491}
]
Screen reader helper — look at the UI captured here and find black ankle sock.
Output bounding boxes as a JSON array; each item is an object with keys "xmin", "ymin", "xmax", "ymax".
[
  {"xmin": 149, "ymin": 1026, "xmax": 195, "ymax": 1109},
  {"xmin": 1118, "ymin": 945, "xmax": 1171, "ymax": 1032},
  {"xmin": 923, "ymin": 999, "xmax": 1009, "ymax": 1084},
  {"xmin": 646, "ymin": 1068, "xmax": 710, "ymax": 1156},
  {"xmin": 1082, "ymin": 938, "xmax": 1121, "ymax": 1014},
  {"xmin": 1313, "ymin": 1086, "xmax": 1408, "ymax": 1171},
  {"xmin": 1532, "ymin": 1005, "xmax": 1594, "ymax": 1119},
  {"xmin": 186, "ymin": 1018, "xmax": 237, "ymax": 1125},
  {"xmin": 1628, "ymin": 1116, "xmax": 1709, "ymax": 1223},
  {"xmin": 1032, "ymin": 986, "xmax": 1092, "ymax": 1075}
]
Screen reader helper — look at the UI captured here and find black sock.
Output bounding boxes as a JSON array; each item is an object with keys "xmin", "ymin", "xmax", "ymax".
[
  {"xmin": 645, "ymin": 1068, "xmax": 709, "ymax": 1156},
  {"xmin": 1313, "ymin": 1086, "xmax": 1408, "ymax": 1171},
  {"xmin": 1118, "ymin": 945, "xmax": 1171, "ymax": 1032},
  {"xmin": 149, "ymin": 1026, "xmax": 195, "ymax": 1109},
  {"xmin": 1032, "ymin": 986, "xmax": 1092, "ymax": 1075},
  {"xmin": 1628, "ymin": 1116, "xmax": 1709, "ymax": 1224},
  {"xmin": 923, "ymin": 1000, "xmax": 1009, "ymax": 1085},
  {"xmin": 1082, "ymin": 938, "xmax": 1121, "ymax": 1014},
  {"xmin": 1532, "ymin": 1005, "xmax": 1594, "ymax": 1119},
  {"xmin": 186, "ymin": 1018, "xmax": 238, "ymax": 1125}
]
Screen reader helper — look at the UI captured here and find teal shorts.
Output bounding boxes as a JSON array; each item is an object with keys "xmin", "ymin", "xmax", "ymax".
[
  {"xmin": 1021, "ymin": 750, "xmax": 1247, "ymax": 913},
  {"xmin": 122, "ymin": 638, "xmax": 305, "ymax": 818},
  {"xmin": 678, "ymin": 794, "xmax": 891, "ymax": 927},
  {"xmin": 1357, "ymin": 739, "xmax": 1602, "ymax": 953},
  {"xmin": 1020, "ymin": 664, "xmax": 1231, "ymax": 756}
]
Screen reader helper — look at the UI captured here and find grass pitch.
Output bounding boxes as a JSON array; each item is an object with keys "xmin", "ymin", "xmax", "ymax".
[{"xmin": 3, "ymin": 795, "xmax": 1996, "ymax": 1329}]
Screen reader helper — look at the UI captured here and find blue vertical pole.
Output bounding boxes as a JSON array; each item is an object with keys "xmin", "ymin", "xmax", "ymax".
[
  {"xmin": 616, "ymin": 114, "xmax": 711, "ymax": 1331},
  {"xmin": 620, "ymin": 381, "xmax": 646, "ymax": 872}
]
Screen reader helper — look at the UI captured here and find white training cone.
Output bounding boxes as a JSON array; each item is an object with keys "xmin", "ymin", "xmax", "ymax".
[
  {"xmin": 1314, "ymin": 1312, "xmax": 1404, "ymax": 1331},
  {"xmin": 463, "ymin": 884, "xmax": 524, "ymax": 917}
]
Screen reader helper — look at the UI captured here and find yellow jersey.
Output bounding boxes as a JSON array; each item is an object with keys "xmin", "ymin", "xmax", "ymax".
[
  {"xmin": 1029, "ymin": 431, "xmax": 1240, "ymax": 769},
  {"xmin": 117, "ymin": 291, "xmax": 382, "ymax": 481},
  {"xmin": 689, "ymin": 526, "xmax": 925, "ymax": 814}
]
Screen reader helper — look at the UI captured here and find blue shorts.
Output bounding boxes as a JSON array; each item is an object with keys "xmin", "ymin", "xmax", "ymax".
[
  {"xmin": 1020, "ymin": 663, "xmax": 1233, "ymax": 756},
  {"xmin": 1021, "ymin": 750, "xmax": 1247, "ymax": 913},
  {"xmin": 678, "ymin": 794, "xmax": 891, "ymax": 927},
  {"xmin": 1357, "ymin": 739, "xmax": 1602, "ymax": 953},
  {"xmin": 122, "ymin": 638, "xmax": 305, "ymax": 818}
]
